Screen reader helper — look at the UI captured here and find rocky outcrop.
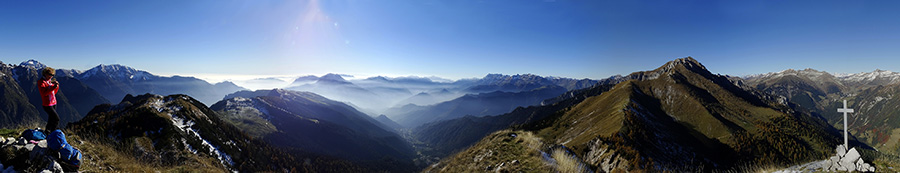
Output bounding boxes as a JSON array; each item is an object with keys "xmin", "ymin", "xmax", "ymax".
[
  {"xmin": 583, "ymin": 138, "xmax": 629, "ymax": 172},
  {"xmin": 823, "ymin": 145, "xmax": 875, "ymax": 172},
  {"xmin": 0, "ymin": 137, "xmax": 64, "ymax": 173}
]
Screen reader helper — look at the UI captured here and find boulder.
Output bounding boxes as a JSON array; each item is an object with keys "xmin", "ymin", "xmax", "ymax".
[
  {"xmin": 840, "ymin": 148, "xmax": 860, "ymax": 165},
  {"xmin": 836, "ymin": 144, "xmax": 847, "ymax": 157},
  {"xmin": 836, "ymin": 165, "xmax": 848, "ymax": 171},
  {"xmin": 822, "ymin": 158, "xmax": 833, "ymax": 170},
  {"xmin": 858, "ymin": 164, "xmax": 869, "ymax": 172},
  {"xmin": 854, "ymin": 159, "xmax": 875, "ymax": 173},
  {"xmin": 856, "ymin": 159, "xmax": 864, "ymax": 168},
  {"xmin": 826, "ymin": 156, "xmax": 841, "ymax": 170}
]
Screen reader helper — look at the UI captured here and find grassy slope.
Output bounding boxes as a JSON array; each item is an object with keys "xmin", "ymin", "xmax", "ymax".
[
  {"xmin": 411, "ymin": 84, "xmax": 615, "ymax": 159},
  {"xmin": 423, "ymin": 58, "xmax": 846, "ymax": 172},
  {"xmin": 424, "ymin": 130, "xmax": 552, "ymax": 173},
  {"xmin": 529, "ymin": 58, "xmax": 843, "ymax": 171}
]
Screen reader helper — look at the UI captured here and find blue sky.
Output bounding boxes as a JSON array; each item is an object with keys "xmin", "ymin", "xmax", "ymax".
[{"xmin": 2, "ymin": 0, "xmax": 900, "ymax": 82}]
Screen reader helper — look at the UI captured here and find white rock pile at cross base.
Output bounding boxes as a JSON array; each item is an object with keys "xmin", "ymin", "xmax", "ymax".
[
  {"xmin": 823, "ymin": 145, "xmax": 875, "ymax": 172},
  {"xmin": 775, "ymin": 145, "xmax": 875, "ymax": 172}
]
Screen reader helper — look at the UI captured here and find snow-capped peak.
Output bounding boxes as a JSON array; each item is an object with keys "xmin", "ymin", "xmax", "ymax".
[
  {"xmin": 18, "ymin": 59, "xmax": 47, "ymax": 69},
  {"xmin": 80, "ymin": 64, "xmax": 155, "ymax": 81},
  {"xmin": 838, "ymin": 69, "xmax": 900, "ymax": 84},
  {"xmin": 744, "ymin": 68, "xmax": 831, "ymax": 80}
]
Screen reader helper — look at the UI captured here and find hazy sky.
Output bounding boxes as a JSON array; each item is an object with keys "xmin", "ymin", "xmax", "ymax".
[{"xmin": 2, "ymin": 0, "xmax": 900, "ymax": 82}]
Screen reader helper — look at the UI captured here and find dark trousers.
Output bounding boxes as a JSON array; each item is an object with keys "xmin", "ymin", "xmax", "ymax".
[{"xmin": 43, "ymin": 105, "xmax": 59, "ymax": 131}]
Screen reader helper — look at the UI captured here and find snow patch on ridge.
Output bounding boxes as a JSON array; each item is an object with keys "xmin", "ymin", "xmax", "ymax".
[
  {"xmin": 169, "ymin": 112, "xmax": 234, "ymax": 167},
  {"xmin": 154, "ymin": 97, "xmax": 236, "ymax": 168}
]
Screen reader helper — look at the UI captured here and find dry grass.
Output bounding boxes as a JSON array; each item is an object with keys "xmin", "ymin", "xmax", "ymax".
[
  {"xmin": 0, "ymin": 128, "xmax": 23, "ymax": 138},
  {"xmin": 517, "ymin": 131, "xmax": 542, "ymax": 151},
  {"xmin": 71, "ymin": 134, "xmax": 155, "ymax": 172},
  {"xmin": 68, "ymin": 132, "xmax": 226, "ymax": 172},
  {"xmin": 425, "ymin": 130, "xmax": 553, "ymax": 173},
  {"xmin": 730, "ymin": 162, "xmax": 780, "ymax": 173},
  {"xmin": 551, "ymin": 148, "xmax": 588, "ymax": 173}
]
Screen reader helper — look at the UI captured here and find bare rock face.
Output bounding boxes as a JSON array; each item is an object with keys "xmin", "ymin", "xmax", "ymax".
[
  {"xmin": 583, "ymin": 139, "xmax": 629, "ymax": 172},
  {"xmin": 825, "ymin": 145, "xmax": 875, "ymax": 172}
]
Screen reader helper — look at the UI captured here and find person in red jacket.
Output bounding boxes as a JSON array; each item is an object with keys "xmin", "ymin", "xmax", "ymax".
[{"xmin": 38, "ymin": 67, "xmax": 60, "ymax": 131}]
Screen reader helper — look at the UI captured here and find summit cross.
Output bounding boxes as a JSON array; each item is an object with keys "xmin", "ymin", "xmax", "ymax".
[{"xmin": 837, "ymin": 100, "xmax": 855, "ymax": 148}]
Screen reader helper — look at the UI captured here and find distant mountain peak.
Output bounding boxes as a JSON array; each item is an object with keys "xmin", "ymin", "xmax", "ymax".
[
  {"xmin": 213, "ymin": 81, "xmax": 247, "ymax": 91},
  {"xmin": 784, "ymin": 68, "xmax": 830, "ymax": 77},
  {"xmin": 414, "ymin": 92, "xmax": 430, "ymax": 96},
  {"xmin": 743, "ymin": 68, "xmax": 837, "ymax": 81},
  {"xmin": 802, "ymin": 68, "xmax": 821, "ymax": 72},
  {"xmin": 618, "ymin": 57, "xmax": 713, "ymax": 82},
  {"xmin": 483, "ymin": 73, "xmax": 506, "ymax": 78},
  {"xmin": 215, "ymin": 81, "xmax": 237, "ymax": 85},
  {"xmin": 288, "ymin": 75, "xmax": 319, "ymax": 86},
  {"xmin": 363, "ymin": 76, "xmax": 438, "ymax": 84},
  {"xmin": 478, "ymin": 73, "xmax": 545, "ymax": 83},
  {"xmin": 320, "ymin": 73, "xmax": 346, "ymax": 80},
  {"xmin": 657, "ymin": 57, "xmax": 706, "ymax": 73},
  {"xmin": 294, "ymin": 75, "xmax": 319, "ymax": 81},
  {"xmin": 266, "ymin": 88, "xmax": 329, "ymax": 102},
  {"xmin": 777, "ymin": 68, "xmax": 823, "ymax": 74},
  {"xmin": 366, "ymin": 76, "xmax": 391, "ymax": 81},
  {"xmin": 18, "ymin": 59, "xmax": 47, "ymax": 69},
  {"xmin": 94, "ymin": 64, "xmax": 137, "ymax": 72},
  {"xmin": 838, "ymin": 68, "xmax": 900, "ymax": 84},
  {"xmin": 81, "ymin": 64, "xmax": 153, "ymax": 81},
  {"xmin": 317, "ymin": 73, "xmax": 351, "ymax": 84},
  {"xmin": 482, "ymin": 73, "xmax": 540, "ymax": 80}
]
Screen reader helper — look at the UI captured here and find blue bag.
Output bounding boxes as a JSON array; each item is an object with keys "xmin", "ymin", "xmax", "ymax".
[
  {"xmin": 48, "ymin": 130, "xmax": 81, "ymax": 171},
  {"xmin": 22, "ymin": 129, "xmax": 46, "ymax": 140}
]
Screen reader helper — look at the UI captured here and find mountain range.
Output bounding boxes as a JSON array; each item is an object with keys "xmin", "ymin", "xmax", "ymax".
[
  {"xmin": 744, "ymin": 68, "xmax": 900, "ymax": 155},
  {"xmin": 0, "ymin": 60, "xmax": 109, "ymax": 127},
  {"xmin": 68, "ymin": 63, "xmax": 246, "ymax": 105},
  {"xmin": 0, "ymin": 61, "xmax": 42, "ymax": 127},
  {"xmin": 424, "ymin": 57, "xmax": 846, "ymax": 172},
  {"xmin": 386, "ymin": 85, "xmax": 568, "ymax": 128},
  {"xmin": 3, "ymin": 58, "xmax": 900, "ymax": 172},
  {"xmin": 211, "ymin": 89, "xmax": 416, "ymax": 171},
  {"xmin": 463, "ymin": 73, "xmax": 598, "ymax": 93},
  {"xmin": 286, "ymin": 73, "xmax": 599, "ymax": 119},
  {"xmin": 0, "ymin": 60, "xmax": 248, "ymax": 126},
  {"xmin": 411, "ymin": 83, "xmax": 615, "ymax": 159},
  {"xmin": 66, "ymin": 93, "xmax": 377, "ymax": 172}
]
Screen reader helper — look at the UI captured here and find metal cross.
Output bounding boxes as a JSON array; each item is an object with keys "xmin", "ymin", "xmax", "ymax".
[{"xmin": 837, "ymin": 100, "xmax": 855, "ymax": 148}]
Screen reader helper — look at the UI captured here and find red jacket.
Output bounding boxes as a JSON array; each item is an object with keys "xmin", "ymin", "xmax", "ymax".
[{"xmin": 38, "ymin": 78, "xmax": 58, "ymax": 106}]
